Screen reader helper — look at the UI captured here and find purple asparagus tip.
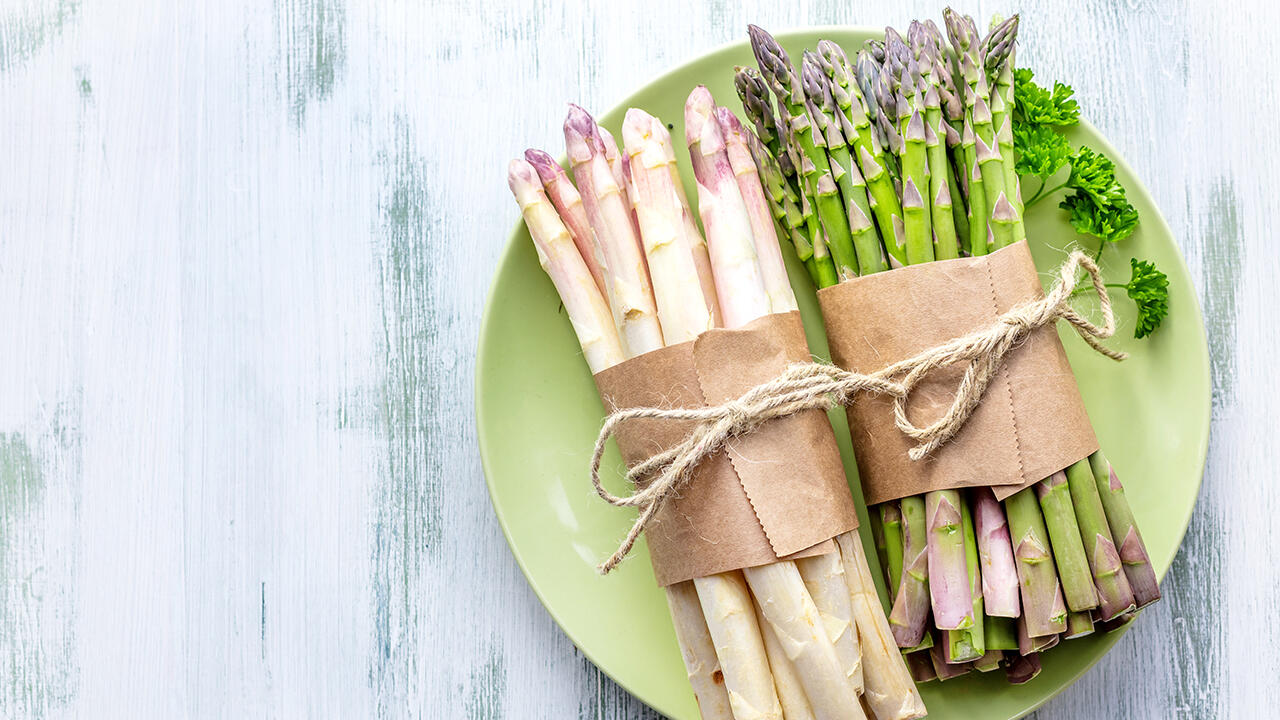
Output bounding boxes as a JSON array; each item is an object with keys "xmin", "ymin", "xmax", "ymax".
[
  {"xmin": 1118, "ymin": 528, "xmax": 1151, "ymax": 566},
  {"xmin": 748, "ymin": 24, "xmax": 791, "ymax": 90},
  {"xmin": 523, "ymin": 148, "xmax": 561, "ymax": 183},
  {"xmin": 747, "ymin": 24, "xmax": 777, "ymax": 57},
  {"xmin": 564, "ymin": 103, "xmax": 602, "ymax": 162}
]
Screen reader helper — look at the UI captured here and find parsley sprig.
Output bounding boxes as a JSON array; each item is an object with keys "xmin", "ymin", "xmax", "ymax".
[
  {"xmin": 1071, "ymin": 258, "xmax": 1170, "ymax": 340},
  {"xmin": 1014, "ymin": 69, "xmax": 1169, "ymax": 338},
  {"xmin": 1124, "ymin": 259, "xmax": 1170, "ymax": 339}
]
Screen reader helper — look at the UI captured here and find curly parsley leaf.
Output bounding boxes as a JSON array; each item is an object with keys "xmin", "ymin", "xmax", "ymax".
[
  {"xmin": 1014, "ymin": 68, "xmax": 1080, "ymax": 126},
  {"xmin": 1066, "ymin": 146, "xmax": 1126, "ymax": 207},
  {"xmin": 1060, "ymin": 191, "xmax": 1140, "ymax": 244},
  {"xmin": 1124, "ymin": 258, "xmax": 1170, "ymax": 338},
  {"xmin": 1014, "ymin": 123, "xmax": 1072, "ymax": 180}
]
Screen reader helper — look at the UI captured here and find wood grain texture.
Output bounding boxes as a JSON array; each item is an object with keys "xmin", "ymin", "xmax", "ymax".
[{"xmin": 0, "ymin": 0, "xmax": 1264, "ymax": 717}]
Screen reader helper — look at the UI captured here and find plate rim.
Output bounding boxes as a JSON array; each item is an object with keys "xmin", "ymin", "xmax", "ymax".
[{"xmin": 475, "ymin": 24, "xmax": 1211, "ymax": 720}]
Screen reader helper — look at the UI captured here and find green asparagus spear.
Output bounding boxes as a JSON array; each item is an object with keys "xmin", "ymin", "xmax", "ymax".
[
  {"xmin": 1004, "ymin": 487, "xmax": 1068, "ymax": 637},
  {"xmin": 1035, "ymin": 471, "xmax": 1099, "ymax": 612},
  {"xmin": 1089, "ymin": 451, "xmax": 1161, "ymax": 607},
  {"xmin": 945, "ymin": 491, "xmax": 985, "ymax": 662},
  {"xmin": 881, "ymin": 502, "xmax": 905, "ymax": 593},
  {"xmin": 889, "ymin": 496, "xmax": 931, "ymax": 647},
  {"xmin": 801, "ymin": 53, "xmax": 886, "ymax": 275},
  {"xmin": 817, "ymin": 40, "xmax": 908, "ymax": 265},
  {"xmin": 1065, "ymin": 458, "xmax": 1137, "ymax": 620}
]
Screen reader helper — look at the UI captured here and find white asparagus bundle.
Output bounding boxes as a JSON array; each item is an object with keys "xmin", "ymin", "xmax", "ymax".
[{"xmin": 513, "ymin": 92, "xmax": 925, "ymax": 720}]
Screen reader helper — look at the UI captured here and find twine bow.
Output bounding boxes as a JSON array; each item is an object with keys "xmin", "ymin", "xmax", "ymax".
[{"xmin": 591, "ymin": 251, "xmax": 1126, "ymax": 573}]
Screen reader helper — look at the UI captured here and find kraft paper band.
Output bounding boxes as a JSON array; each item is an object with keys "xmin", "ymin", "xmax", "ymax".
[
  {"xmin": 593, "ymin": 311, "xmax": 859, "ymax": 587},
  {"xmin": 818, "ymin": 242, "xmax": 1099, "ymax": 505}
]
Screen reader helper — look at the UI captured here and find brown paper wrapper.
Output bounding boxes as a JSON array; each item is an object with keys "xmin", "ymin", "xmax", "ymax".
[
  {"xmin": 818, "ymin": 241, "xmax": 1098, "ymax": 505},
  {"xmin": 593, "ymin": 311, "xmax": 859, "ymax": 587}
]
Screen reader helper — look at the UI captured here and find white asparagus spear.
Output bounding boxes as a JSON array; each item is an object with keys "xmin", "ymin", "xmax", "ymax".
[
  {"xmin": 508, "ymin": 159, "xmax": 625, "ymax": 372},
  {"xmin": 524, "ymin": 148, "xmax": 609, "ymax": 296},
  {"xmin": 598, "ymin": 125, "xmax": 640, "ymax": 236},
  {"xmin": 622, "ymin": 109, "xmax": 715, "ymax": 345},
  {"xmin": 667, "ymin": 580, "xmax": 737, "ymax": 720},
  {"xmin": 598, "ymin": 126, "xmax": 628, "ymax": 194},
  {"xmin": 648, "ymin": 116, "xmax": 723, "ymax": 328},
  {"xmin": 744, "ymin": 562, "xmax": 865, "ymax": 720},
  {"xmin": 685, "ymin": 86, "xmax": 771, "ymax": 328},
  {"xmin": 714, "ymin": 106, "xmax": 797, "ymax": 314},
  {"xmin": 566, "ymin": 105, "xmax": 664, "ymax": 356},
  {"xmin": 835, "ymin": 533, "xmax": 927, "ymax": 720},
  {"xmin": 755, "ymin": 601, "xmax": 817, "ymax": 720},
  {"xmin": 696, "ymin": 572, "xmax": 785, "ymax": 720},
  {"xmin": 797, "ymin": 552, "xmax": 864, "ymax": 697}
]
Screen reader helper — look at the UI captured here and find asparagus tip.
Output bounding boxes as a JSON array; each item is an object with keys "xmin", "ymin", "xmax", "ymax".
[
  {"xmin": 621, "ymin": 107, "xmax": 654, "ymax": 147},
  {"xmin": 815, "ymin": 38, "xmax": 848, "ymax": 72},
  {"xmin": 713, "ymin": 105, "xmax": 744, "ymax": 136},
  {"xmin": 564, "ymin": 103, "xmax": 602, "ymax": 160},
  {"xmin": 747, "ymin": 24, "xmax": 790, "ymax": 89},
  {"xmin": 506, "ymin": 157, "xmax": 538, "ymax": 193},
  {"xmin": 684, "ymin": 85, "xmax": 717, "ymax": 147},
  {"xmin": 523, "ymin": 148, "xmax": 560, "ymax": 181}
]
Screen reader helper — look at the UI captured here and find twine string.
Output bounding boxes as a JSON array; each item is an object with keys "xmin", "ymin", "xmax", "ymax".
[{"xmin": 591, "ymin": 251, "xmax": 1126, "ymax": 573}]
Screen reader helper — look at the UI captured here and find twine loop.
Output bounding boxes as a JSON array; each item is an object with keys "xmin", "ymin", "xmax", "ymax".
[{"xmin": 591, "ymin": 251, "xmax": 1125, "ymax": 573}]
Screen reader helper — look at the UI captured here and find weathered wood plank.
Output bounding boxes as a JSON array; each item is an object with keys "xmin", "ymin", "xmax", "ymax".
[{"xmin": 0, "ymin": 0, "xmax": 1264, "ymax": 717}]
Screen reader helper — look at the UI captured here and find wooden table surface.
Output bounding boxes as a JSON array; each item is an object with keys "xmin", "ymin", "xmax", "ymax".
[{"xmin": 0, "ymin": 0, "xmax": 1262, "ymax": 717}]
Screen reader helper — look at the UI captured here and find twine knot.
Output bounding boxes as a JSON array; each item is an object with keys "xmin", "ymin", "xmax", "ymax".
[{"xmin": 591, "ymin": 251, "xmax": 1125, "ymax": 573}]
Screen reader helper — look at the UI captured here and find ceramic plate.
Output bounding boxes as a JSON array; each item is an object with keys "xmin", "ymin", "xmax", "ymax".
[{"xmin": 476, "ymin": 27, "xmax": 1210, "ymax": 720}]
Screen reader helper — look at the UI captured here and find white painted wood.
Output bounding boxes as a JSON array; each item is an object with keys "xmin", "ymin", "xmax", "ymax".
[{"xmin": 0, "ymin": 0, "xmax": 1264, "ymax": 717}]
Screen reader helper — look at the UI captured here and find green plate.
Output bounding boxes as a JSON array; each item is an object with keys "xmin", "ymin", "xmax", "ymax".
[{"xmin": 477, "ymin": 27, "xmax": 1210, "ymax": 720}]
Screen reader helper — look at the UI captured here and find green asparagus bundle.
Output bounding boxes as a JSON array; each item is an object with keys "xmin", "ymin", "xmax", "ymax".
[{"xmin": 739, "ymin": 9, "xmax": 1164, "ymax": 686}]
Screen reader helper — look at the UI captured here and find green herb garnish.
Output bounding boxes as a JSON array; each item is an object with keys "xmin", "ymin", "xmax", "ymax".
[{"xmin": 1014, "ymin": 69, "xmax": 1168, "ymax": 337}]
